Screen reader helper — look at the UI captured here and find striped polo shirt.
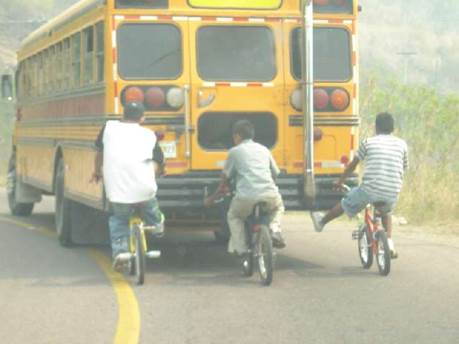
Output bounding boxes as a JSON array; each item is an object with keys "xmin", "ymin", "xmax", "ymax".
[{"xmin": 357, "ymin": 134, "xmax": 409, "ymax": 200}]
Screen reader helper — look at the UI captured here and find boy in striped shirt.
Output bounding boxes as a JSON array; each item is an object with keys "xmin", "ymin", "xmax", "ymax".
[{"xmin": 311, "ymin": 112, "xmax": 408, "ymax": 257}]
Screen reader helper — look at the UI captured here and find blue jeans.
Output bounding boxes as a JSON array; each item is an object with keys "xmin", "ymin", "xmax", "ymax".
[
  {"xmin": 109, "ymin": 198, "xmax": 162, "ymax": 258},
  {"xmin": 341, "ymin": 187, "xmax": 397, "ymax": 218}
]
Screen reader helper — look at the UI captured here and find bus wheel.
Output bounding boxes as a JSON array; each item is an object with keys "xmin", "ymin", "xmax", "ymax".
[
  {"xmin": 7, "ymin": 156, "xmax": 34, "ymax": 217},
  {"xmin": 55, "ymin": 159, "xmax": 73, "ymax": 247}
]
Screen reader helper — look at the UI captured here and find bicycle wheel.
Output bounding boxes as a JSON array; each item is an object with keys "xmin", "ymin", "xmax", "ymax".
[
  {"xmin": 256, "ymin": 225, "xmax": 273, "ymax": 286},
  {"xmin": 134, "ymin": 225, "xmax": 146, "ymax": 285},
  {"xmin": 376, "ymin": 230, "xmax": 391, "ymax": 276},
  {"xmin": 357, "ymin": 224, "xmax": 373, "ymax": 269}
]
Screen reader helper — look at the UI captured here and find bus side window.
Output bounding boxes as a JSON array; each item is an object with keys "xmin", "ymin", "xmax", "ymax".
[
  {"xmin": 83, "ymin": 26, "xmax": 94, "ymax": 85},
  {"xmin": 72, "ymin": 32, "xmax": 81, "ymax": 88},
  {"xmin": 63, "ymin": 38, "xmax": 71, "ymax": 90},
  {"xmin": 96, "ymin": 21, "xmax": 104, "ymax": 83},
  {"xmin": 38, "ymin": 53, "xmax": 44, "ymax": 96},
  {"xmin": 56, "ymin": 42, "xmax": 63, "ymax": 91}
]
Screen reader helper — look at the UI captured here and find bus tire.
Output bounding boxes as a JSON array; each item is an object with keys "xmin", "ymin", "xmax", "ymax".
[
  {"xmin": 7, "ymin": 156, "xmax": 34, "ymax": 217},
  {"xmin": 55, "ymin": 159, "xmax": 73, "ymax": 247}
]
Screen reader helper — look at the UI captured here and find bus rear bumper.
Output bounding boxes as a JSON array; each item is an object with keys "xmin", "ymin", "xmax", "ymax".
[{"xmin": 156, "ymin": 173, "xmax": 358, "ymax": 217}]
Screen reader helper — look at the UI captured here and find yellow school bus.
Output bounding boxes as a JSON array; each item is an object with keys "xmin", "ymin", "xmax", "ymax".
[{"xmin": 6, "ymin": 0, "xmax": 360, "ymax": 245}]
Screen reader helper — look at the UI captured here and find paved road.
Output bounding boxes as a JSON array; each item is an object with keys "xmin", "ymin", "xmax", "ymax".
[{"xmin": 0, "ymin": 191, "xmax": 458, "ymax": 344}]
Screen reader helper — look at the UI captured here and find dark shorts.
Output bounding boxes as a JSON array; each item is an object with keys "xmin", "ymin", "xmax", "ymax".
[{"xmin": 341, "ymin": 187, "xmax": 396, "ymax": 217}]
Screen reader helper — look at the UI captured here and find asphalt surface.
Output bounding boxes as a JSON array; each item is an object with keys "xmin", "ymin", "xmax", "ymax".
[{"xmin": 0, "ymin": 190, "xmax": 458, "ymax": 344}]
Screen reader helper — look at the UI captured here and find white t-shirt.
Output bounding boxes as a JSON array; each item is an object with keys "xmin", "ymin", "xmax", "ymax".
[{"xmin": 102, "ymin": 121, "xmax": 158, "ymax": 203}]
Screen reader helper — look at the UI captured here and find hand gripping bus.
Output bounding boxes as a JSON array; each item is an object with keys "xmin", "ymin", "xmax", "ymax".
[{"xmin": 3, "ymin": 0, "xmax": 360, "ymax": 245}]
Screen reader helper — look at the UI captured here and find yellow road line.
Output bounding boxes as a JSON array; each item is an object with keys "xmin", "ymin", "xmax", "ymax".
[
  {"xmin": 0, "ymin": 216, "xmax": 141, "ymax": 344},
  {"xmin": 89, "ymin": 250, "xmax": 140, "ymax": 344}
]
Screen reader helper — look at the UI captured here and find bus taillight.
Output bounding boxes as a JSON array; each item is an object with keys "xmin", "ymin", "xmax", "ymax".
[
  {"xmin": 166, "ymin": 87, "xmax": 185, "ymax": 109},
  {"xmin": 145, "ymin": 87, "xmax": 166, "ymax": 109},
  {"xmin": 330, "ymin": 89, "xmax": 349, "ymax": 111},
  {"xmin": 290, "ymin": 89, "xmax": 303, "ymax": 111},
  {"xmin": 314, "ymin": 88, "xmax": 329, "ymax": 110},
  {"xmin": 124, "ymin": 86, "xmax": 144, "ymax": 104},
  {"xmin": 314, "ymin": 127, "xmax": 323, "ymax": 141}
]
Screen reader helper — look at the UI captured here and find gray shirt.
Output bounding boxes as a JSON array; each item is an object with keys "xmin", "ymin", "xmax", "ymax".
[{"xmin": 223, "ymin": 140, "xmax": 280, "ymax": 198}]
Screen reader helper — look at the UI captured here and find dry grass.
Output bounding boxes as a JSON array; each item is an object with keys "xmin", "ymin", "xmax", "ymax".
[{"xmin": 397, "ymin": 166, "xmax": 459, "ymax": 225}]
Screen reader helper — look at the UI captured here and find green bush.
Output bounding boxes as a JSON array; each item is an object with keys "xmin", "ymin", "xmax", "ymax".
[{"xmin": 360, "ymin": 76, "xmax": 459, "ymax": 223}]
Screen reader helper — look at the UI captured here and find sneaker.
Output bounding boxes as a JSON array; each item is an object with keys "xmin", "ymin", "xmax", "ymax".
[
  {"xmin": 387, "ymin": 238, "xmax": 398, "ymax": 259},
  {"xmin": 145, "ymin": 213, "xmax": 165, "ymax": 238},
  {"xmin": 112, "ymin": 252, "xmax": 133, "ymax": 272},
  {"xmin": 271, "ymin": 232, "xmax": 286, "ymax": 249},
  {"xmin": 310, "ymin": 212, "xmax": 325, "ymax": 232}
]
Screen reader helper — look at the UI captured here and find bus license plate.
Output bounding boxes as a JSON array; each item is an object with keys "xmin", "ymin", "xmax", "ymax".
[{"xmin": 159, "ymin": 141, "xmax": 177, "ymax": 159}]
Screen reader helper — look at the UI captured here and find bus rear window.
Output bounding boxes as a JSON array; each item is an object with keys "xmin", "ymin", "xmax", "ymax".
[
  {"xmin": 117, "ymin": 24, "xmax": 182, "ymax": 80},
  {"xmin": 116, "ymin": 0, "xmax": 168, "ymax": 9},
  {"xmin": 189, "ymin": 0, "xmax": 281, "ymax": 9},
  {"xmin": 197, "ymin": 26, "xmax": 276, "ymax": 81},
  {"xmin": 198, "ymin": 112, "xmax": 277, "ymax": 150},
  {"xmin": 291, "ymin": 27, "xmax": 352, "ymax": 82}
]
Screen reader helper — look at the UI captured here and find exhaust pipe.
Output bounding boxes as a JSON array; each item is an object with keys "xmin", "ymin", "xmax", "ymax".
[{"xmin": 301, "ymin": 0, "xmax": 316, "ymax": 205}]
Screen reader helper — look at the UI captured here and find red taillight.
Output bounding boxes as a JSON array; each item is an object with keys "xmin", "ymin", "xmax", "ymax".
[
  {"xmin": 314, "ymin": 127, "xmax": 323, "ymax": 141},
  {"xmin": 330, "ymin": 89, "xmax": 350, "ymax": 111},
  {"xmin": 145, "ymin": 87, "xmax": 166, "ymax": 109},
  {"xmin": 314, "ymin": 88, "xmax": 329, "ymax": 110},
  {"xmin": 341, "ymin": 155, "xmax": 350, "ymax": 166},
  {"xmin": 155, "ymin": 131, "xmax": 165, "ymax": 141},
  {"xmin": 124, "ymin": 87, "xmax": 144, "ymax": 103}
]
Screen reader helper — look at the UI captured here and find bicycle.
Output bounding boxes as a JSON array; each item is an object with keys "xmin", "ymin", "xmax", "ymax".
[
  {"xmin": 339, "ymin": 185, "xmax": 391, "ymax": 276},
  {"xmin": 241, "ymin": 202, "xmax": 275, "ymax": 286},
  {"xmin": 127, "ymin": 207, "xmax": 163, "ymax": 285}
]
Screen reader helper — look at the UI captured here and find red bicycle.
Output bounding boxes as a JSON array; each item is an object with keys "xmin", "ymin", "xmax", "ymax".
[{"xmin": 352, "ymin": 203, "xmax": 391, "ymax": 276}]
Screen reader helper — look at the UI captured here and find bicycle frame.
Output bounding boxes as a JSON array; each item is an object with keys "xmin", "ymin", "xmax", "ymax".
[
  {"xmin": 364, "ymin": 206, "xmax": 381, "ymax": 248},
  {"xmin": 129, "ymin": 216, "xmax": 147, "ymax": 254}
]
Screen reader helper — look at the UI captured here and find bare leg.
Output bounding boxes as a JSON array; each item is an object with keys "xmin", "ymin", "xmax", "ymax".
[
  {"xmin": 322, "ymin": 202, "xmax": 345, "ymax": 226},
  {"xmin": 382, "ymin": 214, "xmax": 392, "ymax": 238}
]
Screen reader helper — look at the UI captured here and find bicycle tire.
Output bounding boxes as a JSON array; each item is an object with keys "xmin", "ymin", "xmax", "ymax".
[
  {"xmin": 357, "ymin": 224, "xmax": 373, "ymax": 269},
  {"xmin": 256, "ymin": 225, "xmax": 273, "ymax": 286},
  {"xmin": 376, "ymin": 230, "xmax": 391, "ymax": 276},
  {"xmin": 134, "ymin": 225, "xmax": 146, "ymax": 285}
]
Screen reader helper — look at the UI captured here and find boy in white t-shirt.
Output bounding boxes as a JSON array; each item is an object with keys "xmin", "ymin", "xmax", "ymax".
[{"xmin": 91, "ymin": 102, "xmax": 164, "ymax": 271}]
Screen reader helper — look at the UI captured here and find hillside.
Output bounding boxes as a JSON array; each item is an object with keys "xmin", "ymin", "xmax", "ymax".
[
  {"xmin": 360, "ymin": 0, "xmax": 459, "ymax": 92},
  {"xmin": 0, "ymin": 0, "xmax": 458, "ymax": 91}
]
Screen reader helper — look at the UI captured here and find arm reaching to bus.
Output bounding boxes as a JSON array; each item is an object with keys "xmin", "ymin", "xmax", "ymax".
[
  {"xmin": 90, "ymin": 124, "xmax": 106, "ymax": 184},
  {"xmin": 90, "ymin": 151, "xmax": 104, "ymax": 183},
  {"xmin": 204, "ymin": 174, "xmax": 231, "ymax": 208},
  {"xmin": 333, "ymin": 156, "xmax": 360, "ymax": 191}
]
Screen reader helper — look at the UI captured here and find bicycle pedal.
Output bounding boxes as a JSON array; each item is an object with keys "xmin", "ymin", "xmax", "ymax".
[
  {"xmin": 352, "ymin": 230, "xmax": 361, "ymax": 240},
  {"xmin": 146, "ymin": 250, "xmax": 161, "ymax": 259}
]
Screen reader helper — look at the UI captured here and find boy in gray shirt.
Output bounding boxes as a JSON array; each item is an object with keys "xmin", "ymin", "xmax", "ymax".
[{"xmin": 205, "ymin": 120, "xmax": 286, "ymax": 255}]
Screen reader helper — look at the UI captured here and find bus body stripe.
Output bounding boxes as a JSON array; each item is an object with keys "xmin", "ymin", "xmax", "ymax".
[{"xmin": 140, "ymin": 15, "xmax": 158, "ymax": 21}]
